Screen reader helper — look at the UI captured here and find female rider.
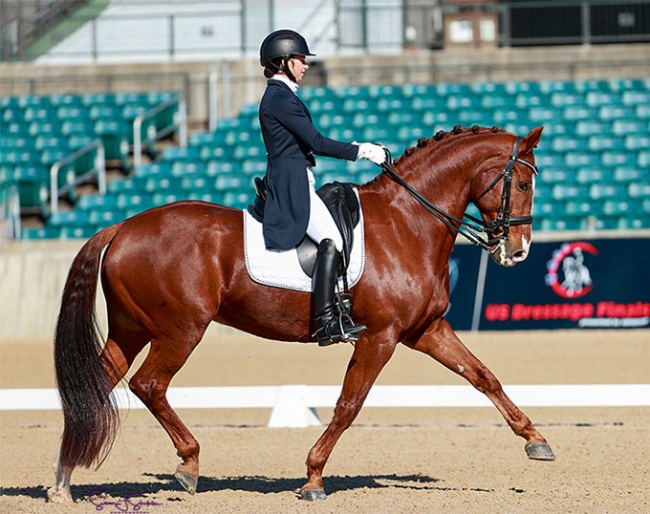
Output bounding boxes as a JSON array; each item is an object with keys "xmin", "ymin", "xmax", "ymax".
[{"xmin": 258, "ymin": 29, "xmax": 386, "ymax": 346}]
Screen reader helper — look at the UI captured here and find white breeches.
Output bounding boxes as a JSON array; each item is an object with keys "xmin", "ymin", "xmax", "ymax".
[{"xmin": 306, "ymin": 168, "xmax": 343, "ymax": 252}]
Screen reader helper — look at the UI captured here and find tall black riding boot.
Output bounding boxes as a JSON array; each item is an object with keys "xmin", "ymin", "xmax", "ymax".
[{"xmin": 312, "ymin": 239, "xmax": 366, "ymax": 346}]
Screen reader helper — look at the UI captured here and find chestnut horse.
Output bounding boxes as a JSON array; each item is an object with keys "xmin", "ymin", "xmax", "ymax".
[{"xmin": 48, "ymin": 125, "xmax": 554, "ymax": 503}]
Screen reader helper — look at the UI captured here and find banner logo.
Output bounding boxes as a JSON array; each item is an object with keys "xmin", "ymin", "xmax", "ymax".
[{"xmin": 545, "ymin": 242, "xmax": 598, "ymax": 298}]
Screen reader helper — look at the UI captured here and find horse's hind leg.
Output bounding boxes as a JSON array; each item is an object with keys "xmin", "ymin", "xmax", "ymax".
[
  {"xmin": 407, "ymin": 320, "xmax": 555, "ymax": 460},
  {"xmin": 127, "ymin": 336, "xmax": 202, "ymax": 494},
  {"xmin": 49, "ymin": 333, "xmax": 147, "ymax": 503}
]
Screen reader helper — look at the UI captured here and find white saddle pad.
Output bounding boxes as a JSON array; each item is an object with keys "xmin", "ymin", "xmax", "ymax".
[{"xmin": 243, "ymin": 204, "xmax": 366, "ymax": 293}]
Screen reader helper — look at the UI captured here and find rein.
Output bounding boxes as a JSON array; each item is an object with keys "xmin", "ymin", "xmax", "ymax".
[{"xmin": 380, "ymin": 136, "xmax": 539, "ymax": 253}]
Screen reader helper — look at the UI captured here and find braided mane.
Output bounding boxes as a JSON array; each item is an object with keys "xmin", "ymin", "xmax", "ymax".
[{"xmin": 393, "ymin": 124, "xmax": 502, "ymax": 166}]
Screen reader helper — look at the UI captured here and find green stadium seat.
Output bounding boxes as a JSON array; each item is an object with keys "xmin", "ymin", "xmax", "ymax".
[
  {"xmin": 13, "ymin": 164, "xmax": 48, "ymax": 184},
  {"xmin": 29, "ymin": 121, "xmax": 62, "ymax": 137},
  {"xmin": 35, "ymin": 135, "xmax": 70, "ymax": 152},
  {"xmin": 551, "ymin": 92, "xmax": 585, "ymax": 107},
  {"xmin": 614, "ymin": 167, "xmax": 644, "ymax": 183},
  {"xmin": 552, "ymin": 184, "xmax": 588, "ymax": 201},
  {"xmin": 598, "ymin": 105, "xmax": 636, "ymax": 121},
  {"xmin": 563, "ymin": 106, "xmax": 598, "ymax": 121},
  {"xmin": 89, "ymin": 105, "xmax": 123, "ymax": 121},
  {"xmin": 602, "ymin": 151, "xmax": 637, "ymax": 168},
  {"xmin": 628, "ymin": 182, "xmax": 650, "ymax": 199},
  {"xmin": 190, "ymin": 131, "xmax": 227, "ymax": 147},
  {"xmin": 540, "ymin": 80, "xmax": 576, "ymax": 93},
  {"xmin": 82, "ymin": 92, "xmax": 117, "ymax": 106},
  {"xmin": 56, "ymin": 105, "xmax": 90, "ymax": 121},
  {"xmin": 639, "ymin": 151, "xmax": 650, "ymax": 168},
  {"xmin": 402, "ymin": 83, "xmax": 437, "ymax": 98},
  {"xmin": 114, "ymin": 92, "xmax": 150, "ymax": 106},
  {"xmin": 162, "ymin": 146, "xmax": 201, "ymax": 162},
  {"xmin": 551, "ymin": 136, "xmax": 587, "ymax": 153},
  {"xmin": 528, "ymin": 107, "xmax": 561, "ymax": 122},
  {"xmin": 18, "ymin": 95, "xmax": 51, "ymax": 109},
  {"xmin": 242, "ymin": 160, "xmax": 266, "ymax": 176},
  {"xmin": 132, "ymin": 161, "xmax": 173, "ymax": 177},
  {"xmin": 20, "ymin": 226, "xmax": 60, "ymax": 239},
  {"xmin": 608, "ymin": 78, "xmax": 646, "ymax": 92},
  {"xmin": 575, "ymin": 79, "xmax": 610, "ymax": 92},
  {"xmin": 181, "ymin": 176, "xmax": 210, "ymax": 192},
  {"xmin": 24, "ymin": 105, "xmax": 57, "ymax": 123},
  {"xmin": 589, "ymin": 184, "xmax": 626, "ymax": 200},
  {"xmin": 50, "ymin": 93, "xmax": 84, "ymax": 107},
  {"xmin": 147, "ymin": 91, "xmax": 179, "ymax": 104},
  {"xmin": 565, "ymin": 199, "xmax": 597, "ymax": 217},
  {"xmin": 58, "ymin": 225, "xmax": 98, "ymax": 239},
  {"xmin": 16, "ymin": 179, "xmax": 49, "ymax": 219},
  {"xmin": 624, "ymin": 134, "xmax": 650, "ymax": 151},
  {"xmin": 41, "ymin": 149, "xmax": 70, "ymax": 166},
  {"xmin": 587, "ymin": 135, "xmax": 625, "ymax": 152},
  {"xmin": 49, "ymin": 209, "xmax": 89, "ymax": 227},
  {"xmin": 622, "ymin": 90, "xmax": 650, "ymax": 106},
  {"xmin": 576, "ymin": 167, "xmax": 613, "ymax": 184},
  {"xmin": 458, "ymin": 110, "xmax": 491, "ymax": 125},
  {"xmin": 76, "ymin": 193, "xmax": 118, "ymax": 211},
  {"xmin": 585, "ymin": 92, "xmax": 621, "ymax": 107},
  {"xmin": 214, "ymin": 174, "xmax": 247, "ymax": 191},
  {"xmin": 636, "ymin": 104, "xmax": 650, "ymax": 119},
  {"xmin": 538, "ymin": 168, "xmax": 573, "ymax": 185},
  {"xmin": 611, "ymin": 119, "xmax": 645, "ymax": 135},
  {"xmin": 171, "ymin": 161, "xmax": 207, "ymax": 176},
  {"xmin": 206, "ymin": 160, "xmax": 242, "ymax": 176},
  {"xmin": 62, "ymin": 119, "xmax": 96, "ymax": 136},
  {"xmin": 436, "ymin": 83, "xmax": 471, "ymax": 96},
  {"xmin": 565, "ymin": 152, "xmax": 601, "ymax": 168},
  {"xmin": 575, "ymin": 120, "xmax": 611, "ymax": 136}
]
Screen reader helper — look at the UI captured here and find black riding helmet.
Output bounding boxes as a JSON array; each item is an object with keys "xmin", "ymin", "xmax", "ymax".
[{"xmin": 260, "ymin": 29, "xmax": 315, "ymax": 82}]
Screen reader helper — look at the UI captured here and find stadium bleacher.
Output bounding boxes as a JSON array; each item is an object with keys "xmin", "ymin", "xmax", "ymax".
[{"xmin": 1, "ymin": 77, "xmax": 648, "ymax": 239}]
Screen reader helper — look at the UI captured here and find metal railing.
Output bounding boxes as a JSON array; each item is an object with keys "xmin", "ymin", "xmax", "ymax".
[
  {"xmin": 2, "ymin": 0, "xmax": 648, "ymax": 63},
  {"xmin": 0, "ymin": 184, "xmax": 21, "ymax": 240},
  {"xmin": 49, "ymin": 139, "xmax": 106, "ymax": 216},
  {"xmin": 133, "ymin": 97, "xmax": 188, "ymax": 169}
]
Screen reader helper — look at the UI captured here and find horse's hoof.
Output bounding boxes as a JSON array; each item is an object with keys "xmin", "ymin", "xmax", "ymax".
[
  {"xmin": 47, "ymin": 486, "xmax": 73, "ymax": 503},
  {"xmin": 526, "ymin": 442, "xmax": 556, "ymax": 461},
  {"xmin": 300, "ymin": 488, "xmax": 327, "ymax": 501},
  {"xmin": 175, "ymin": 467, "xmax": 198, "ymax": 494}
]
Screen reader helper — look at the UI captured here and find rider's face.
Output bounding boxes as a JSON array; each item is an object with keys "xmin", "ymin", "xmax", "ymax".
[{"xmin": 287, "ymin": 55, "xmax": 309, "ymax": 82}]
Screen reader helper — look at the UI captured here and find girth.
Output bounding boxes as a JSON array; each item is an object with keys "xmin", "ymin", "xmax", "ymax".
[{"xmin": 247, "ymin": 178, "xmax": 360, "ymax": 277}]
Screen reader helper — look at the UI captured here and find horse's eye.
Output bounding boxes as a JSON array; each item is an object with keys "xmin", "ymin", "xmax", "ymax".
[{"xmin": 518, "ymin": 181, "xmax": 531, "ymax": 192}]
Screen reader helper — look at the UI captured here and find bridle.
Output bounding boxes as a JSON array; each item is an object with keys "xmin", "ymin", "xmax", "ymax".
[{"xmin": 380, "ymin": 136, "xmax": 539, "ymax": 254}]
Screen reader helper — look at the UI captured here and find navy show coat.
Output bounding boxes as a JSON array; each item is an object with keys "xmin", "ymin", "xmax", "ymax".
[{"xmin": 259, "ymin": 79, "xmax": 359, "ymax": 250}]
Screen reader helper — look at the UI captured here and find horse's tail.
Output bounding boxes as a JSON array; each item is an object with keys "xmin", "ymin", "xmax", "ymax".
[{"xmin": 54, "ymin": 223, "xmax": 121, "ymax": 470}]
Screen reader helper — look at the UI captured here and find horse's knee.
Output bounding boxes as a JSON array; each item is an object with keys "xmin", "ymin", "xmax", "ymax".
[{"xmin": 332, "ymin": 398, "xmax": 363, "ymax": 426}]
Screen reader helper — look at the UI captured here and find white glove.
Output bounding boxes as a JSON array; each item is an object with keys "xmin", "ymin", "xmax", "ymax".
[{"xmin": 356, "ymin": 142, "xmax": 386, "ymax": 165}]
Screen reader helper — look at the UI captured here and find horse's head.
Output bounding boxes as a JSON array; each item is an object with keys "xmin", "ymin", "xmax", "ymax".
[{"xmin": 472, "ymin": 126, "xmax": 543, "ymax": 267}]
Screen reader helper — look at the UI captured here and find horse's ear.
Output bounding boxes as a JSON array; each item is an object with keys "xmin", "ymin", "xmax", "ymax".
[{"xmin": 519, "ymin": 126, "xmax": 544, "ymax": 155}]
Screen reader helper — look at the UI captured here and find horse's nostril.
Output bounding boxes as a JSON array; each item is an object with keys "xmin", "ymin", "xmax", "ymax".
[{"xmin": 512, "ymin": 249, "xmax": 526, "ymax": 261}]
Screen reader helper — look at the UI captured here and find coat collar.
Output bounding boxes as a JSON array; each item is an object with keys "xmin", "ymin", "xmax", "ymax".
[{"xmin": 268, "ymin": 74, "xmax": 299, "ymax": 93}]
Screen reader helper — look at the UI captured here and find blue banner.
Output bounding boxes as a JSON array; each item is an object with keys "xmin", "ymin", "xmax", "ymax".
[{"xmin": 447, "ymin": 237, "xmax": 650, "ymax": 331}]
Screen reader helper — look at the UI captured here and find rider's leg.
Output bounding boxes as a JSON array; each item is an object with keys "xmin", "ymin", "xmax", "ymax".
[{"xmin": 312, "ymin": 239, "xmax": 366, "ymax": 346}]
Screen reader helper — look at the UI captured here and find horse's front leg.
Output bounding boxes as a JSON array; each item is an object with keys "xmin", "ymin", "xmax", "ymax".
[
  {"xmin": 405, "ymin": 319, "xmax": 555, "ymax": 461},
  {"xmin": 300, "ymin": 338, "xmax": 397, "ymax": 501}
]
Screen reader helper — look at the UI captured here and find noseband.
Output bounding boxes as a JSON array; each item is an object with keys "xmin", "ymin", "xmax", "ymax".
[{"xmin": 381, "ymin": 136, "xmax": 539, "ymax": 253}]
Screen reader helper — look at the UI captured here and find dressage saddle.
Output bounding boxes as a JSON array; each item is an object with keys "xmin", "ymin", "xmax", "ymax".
[{"xmin": 247, "ymin": 177, "xmax": 361, "ymax": 278}]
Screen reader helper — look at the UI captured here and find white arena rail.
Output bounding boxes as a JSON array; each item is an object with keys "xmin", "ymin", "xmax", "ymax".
[{"xmin": 0, "ymin": 384, "xmax": 648, "ymax": 428}]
